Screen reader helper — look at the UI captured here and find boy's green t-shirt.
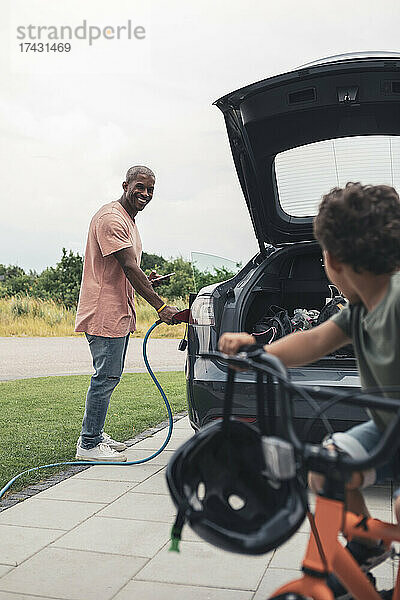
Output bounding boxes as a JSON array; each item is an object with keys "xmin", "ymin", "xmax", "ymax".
[{"xmin": 331, "ymin": 271, "xmax": 400, "ymax": 430}]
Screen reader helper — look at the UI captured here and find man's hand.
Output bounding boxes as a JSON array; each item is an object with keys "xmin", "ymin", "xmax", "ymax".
[
  {"xmin": 218, "ymin": 332, "xmax": 257, "ymax": 355},
  {"xmin": 113, "ymin": 248, "xmax": 177, "ymax": 322},
  {"xmin": 158, "ymin": 305, "xmax": 179, "ymax": 324},
  {"xmin": 148, "ymin": 270, "xmax": 166, "ymax": 288}
]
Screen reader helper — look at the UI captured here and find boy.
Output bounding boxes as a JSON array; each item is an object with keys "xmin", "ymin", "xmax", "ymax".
[{"xmin": 219, "ymin": 182, "xmax": 400, "ymax": 596}]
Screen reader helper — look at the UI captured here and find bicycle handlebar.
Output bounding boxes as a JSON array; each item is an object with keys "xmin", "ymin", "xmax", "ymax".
[{"xmin": 201, "ymin": 350, "xmax": 400, "ymax": 476}]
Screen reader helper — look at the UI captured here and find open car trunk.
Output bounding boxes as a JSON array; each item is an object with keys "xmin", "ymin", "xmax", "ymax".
[
  {"xmin": 239, "ymin": 243, "xmax": 355, "ymax": 365},
  {"xmin": 215, "ymin": 53, "xmax": 400, "ymax": 249}
]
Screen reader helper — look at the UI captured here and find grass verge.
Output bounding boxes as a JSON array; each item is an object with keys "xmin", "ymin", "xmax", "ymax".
[
  {"xmin": 0, "ymin": 371, "xmax": 186, "ymax": 496},
  {"xmin": 0, "ymin": 295, "xmax": 187, "ymax": 338}
]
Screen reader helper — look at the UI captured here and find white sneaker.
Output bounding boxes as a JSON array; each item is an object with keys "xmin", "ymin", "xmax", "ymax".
[
  {"xmin": 76, "ymin": 442, "xmax": 127, "ymax": 462},
  {"xmin": 101, "ymin": 432, "xmax": 127, "ymax": 451}
]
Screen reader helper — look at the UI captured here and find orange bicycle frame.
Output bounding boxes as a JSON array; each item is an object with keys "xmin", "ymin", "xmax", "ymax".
[{"xmin": 271, "ymin": 494, "xmax": 400, "ymax": 600}]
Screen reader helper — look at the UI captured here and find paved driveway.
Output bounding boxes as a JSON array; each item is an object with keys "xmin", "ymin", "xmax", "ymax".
[
  {"xmin": 0, "ymin": 417, "xmax": 395, "ymax": 599},
  {"xmin": 0, "ymin": 337, "xmax": 185, "ymax": 380}
]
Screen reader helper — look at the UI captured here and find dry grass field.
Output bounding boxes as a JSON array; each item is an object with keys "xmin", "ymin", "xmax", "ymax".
[{"xmin": 0, "ymin": 295, "xmax": 186, "ymax": 338}]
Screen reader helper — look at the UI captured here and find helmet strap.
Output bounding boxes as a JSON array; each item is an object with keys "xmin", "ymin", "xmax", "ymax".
[
  {"xmin": 256, "ymin": 371, "xmax": 268, "ymax": 435},
  {"xmin": 169, "ymin": 506, "xmax": 187, "ymax": 553},
  {"xmin": 222, "ymin": 368, "xmax": 236, "ymax": 430}
]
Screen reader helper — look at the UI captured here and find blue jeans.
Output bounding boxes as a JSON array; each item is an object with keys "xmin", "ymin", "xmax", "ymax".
[
  {"xmin": 80, "ymin": 333, "xmax": 130, "ymax": 449},
  {"xmin": 328, "ymin": 419, "xmax": 400, "ymax": 491}
]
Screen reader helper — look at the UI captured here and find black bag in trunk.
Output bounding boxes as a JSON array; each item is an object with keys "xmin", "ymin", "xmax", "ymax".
[
  {"xmin": 317, "ymin": 295, "xmax": 354, "ymax": 357},
  {"xmin": 252, "ymin": 306, "xmax": 293, "ymax": 345}
]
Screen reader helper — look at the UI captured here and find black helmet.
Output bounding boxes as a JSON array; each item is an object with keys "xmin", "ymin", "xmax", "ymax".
[{"xmin": 166, "ymin": 417, "xmax": 307, "ymax": 555}]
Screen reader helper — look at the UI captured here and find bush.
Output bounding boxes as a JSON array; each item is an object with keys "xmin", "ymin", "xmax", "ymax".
[
  {"xmin": 140, "ymin": 252, "xmax": 168, "ymax": 272},
  {"xmin": 10, "ymin": 296, "xmax": 31, "ymax": 317},
  {"xmin": 0, "ymin": 264, "xmax": 36, "ymax": 297},
  {"xmin": 0, "ymin": 250, "xmax": 239, "ymax": 309},
  {"xmin": 192, "ymin": 265, "xmax": 238, "ymax": 292},
  {"xmin": 141, "ymin": 256, "xmax": 238, "ymax": 298},
  {"xmin": 34, "ymin": 249, "xmax": 83, "ymax": 308},
  {"xmin": 0, "ymin": 250, "xmax": 83, "ymax": 309}
]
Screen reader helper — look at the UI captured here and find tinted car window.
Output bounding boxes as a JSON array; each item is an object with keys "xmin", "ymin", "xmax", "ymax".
[{"xmin": 275, "ymin": 135, "xmax": 400, "ymax": 217}]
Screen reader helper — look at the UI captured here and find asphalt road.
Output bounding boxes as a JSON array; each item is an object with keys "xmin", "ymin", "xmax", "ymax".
[{"xmin": 0, "ymin": 337, "xmax": 186, "ymax": 381}]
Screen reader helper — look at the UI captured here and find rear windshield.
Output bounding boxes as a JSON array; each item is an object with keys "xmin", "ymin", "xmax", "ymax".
[{"xmin": 274, "ymin": 135, "xmax": 400, "ymax": 217}]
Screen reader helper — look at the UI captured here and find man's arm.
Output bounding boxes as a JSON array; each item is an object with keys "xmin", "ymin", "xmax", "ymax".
[
  {"xmin": 113, "ymin": 247, "xmax": 177, "ymax": 323},
  {"xmin": 218, "ymin": 320, "xmax": 351, "ymax": 368}
]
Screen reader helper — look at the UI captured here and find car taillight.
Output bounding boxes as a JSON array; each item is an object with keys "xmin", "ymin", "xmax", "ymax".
[{"xmin": 190, "ymin": 296, "xmax": 215, "ymax": 326}]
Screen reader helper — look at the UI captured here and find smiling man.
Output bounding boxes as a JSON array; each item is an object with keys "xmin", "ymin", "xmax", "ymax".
[{"xmin": 74, "ymin": 165, "xmax": 178, "ymax": 461}]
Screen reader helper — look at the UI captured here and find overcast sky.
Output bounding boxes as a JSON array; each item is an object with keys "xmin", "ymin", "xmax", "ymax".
[{"xmin": 1, "ymin": 0, "xmax": 400, "ymax": 272}]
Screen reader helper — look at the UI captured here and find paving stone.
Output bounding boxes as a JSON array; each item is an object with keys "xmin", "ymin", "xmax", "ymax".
[
  {"xmin": 72, "ymin": 462, "xmax": 163, "ymax": 482},
  {"xmin": 53, "ymin": 516, "xmax": 170, "ymax": 558},
  {"xmin": 376, "ymin": 582, "xmax": 395, "ymax": 596},
  {"xmin": 364, "ymin": 486, "xmax": 392, "ymax": 508},
  {"xmin": 253, "ymin": 567, "xmax": 301, "ymax": 599},
  {"xmin": 268, "ymin": 532, "xmax": 309, "ymax": 569},
  {"xmin": 0, "ymin": 497, "xmax": 105, "ymax": 530},
  {"xmin": 0, "ymin": 565, "xmax": 13, "ymax": 578},
  {"xmin": 37, "ymin": 477, "xmax": 135, "ymax": 503},
  {"xmin": 298, "ymin": 516, "xmax": 311, "ymax": 533},
  {"xmin": 98, "ymin": 492, "xmax": 176, "ymax": 522},
  {"xmin": 301, "ymin": 507, "xmax": 393, "ymax": 534},
  {"xmin": 372, "ymin": 556, "xmax": 396, "ymax": 582},
  {"xmin": 368, "ymin": 539, "xmax": 396, "ymax": 587},
  {"xmin": 133, "ymin": 434, "xmax": 191, "ymax": 451},
  {"xmin": 375, "ymin": 576, "xmax": 394, "ymax": 593},
  {"xmin": 367, "ymin": 508, "xmax": 394, "ymax": 523},
  {"xmin": 132, "ymin": 470, "xmax": 170, "ymax": 494},
  {"xmin": 181, "ymin": 525, "xmax": 204, "ymax": 542},
  {"xmin": 0, "ymin": 524, "xmax": 62, "ymax": 566},
  {"xmin": 0, "ymin": 593, "xmax": 55, "ymax": 600},
  {"xmin": 153, "ymin": 428, "xmax": 194, "ymax": 440},
  {"xmin": 0, "ymin": 547, "xmax": 146, "ymax": 600},
  {"xmin": 172, "ymin": 418, "xmax": 194, "ymax": 431},
  {"xmin": 123, "ymin": 447, "xmax": 177, "ymax": 466},
  {"xmin": 113, "ymin": 580, "xmax": 254, "ymax": 600},
  {"xmin": 135, "ymin": 540, "xmax": 271, "ymax": 590},
  {"xmin": 0, "ymin": 467, "xmax": 92, "ymax": 513}
]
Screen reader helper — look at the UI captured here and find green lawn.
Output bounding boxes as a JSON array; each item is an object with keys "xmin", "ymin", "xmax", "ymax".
[{"xmin": 0, "ymin": 371, "xmax": 186, "ymax": 496}]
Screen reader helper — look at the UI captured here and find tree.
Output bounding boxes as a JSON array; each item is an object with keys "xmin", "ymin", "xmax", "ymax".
[
  {"xmin": 140, "ymin": 252, "xmax": 168, "ymax": 272},
  {"xmin": 142, "ymin": 256, "xmax": 240, "ymax": 298},
  {"xmin": 0, "ymin": 264, "xmax": 36, "ymax": 297},
  {"xmin": 0, "ymin": 264, "xmax": 26, "ymax": 279},
  {"xmin": 159, "ymin": 257, "xmax": 196, "ymax": 299},
  {"xmin": 36, "ymin": 249, "xmax": 83, "ymax": 308},
  {"xmin": 192, "ymin": 265, "xmax": 238, "ymax": 293}
]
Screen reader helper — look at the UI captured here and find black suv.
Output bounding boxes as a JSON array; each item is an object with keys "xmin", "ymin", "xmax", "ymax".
[{"xmin": 186, "ymin": 52, "xmax": 400, "ymax": 440}]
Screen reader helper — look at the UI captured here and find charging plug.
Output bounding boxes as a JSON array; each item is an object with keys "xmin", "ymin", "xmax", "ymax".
[{"xmin": 178, "ymin": 339, "xmax": 187, "ymax": 351}]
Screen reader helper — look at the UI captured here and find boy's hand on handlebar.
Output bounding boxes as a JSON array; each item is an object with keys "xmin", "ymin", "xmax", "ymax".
[
  {"xmin": 158, "ymin": 305, "xmax": 179, "ymax": 324},
  {"xmin": 218, "ymin": 332, "xmax": 258, "ymax": 355}
]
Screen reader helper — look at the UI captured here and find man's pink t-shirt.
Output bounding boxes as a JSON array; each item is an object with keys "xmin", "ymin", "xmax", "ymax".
[{"xmin": 75, "ymin": 201, "xmax": 142, "ymax": 337}]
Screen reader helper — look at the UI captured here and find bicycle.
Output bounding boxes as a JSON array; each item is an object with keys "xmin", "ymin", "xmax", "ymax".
[{"xmin": 190, "ymin": 349, "xmax": 400, "ymax": 600}]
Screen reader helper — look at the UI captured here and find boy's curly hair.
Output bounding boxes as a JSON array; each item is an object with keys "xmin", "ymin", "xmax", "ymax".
[{"xmin": 314, "ymin": 182, "xmax": 400, "ymax": 274}]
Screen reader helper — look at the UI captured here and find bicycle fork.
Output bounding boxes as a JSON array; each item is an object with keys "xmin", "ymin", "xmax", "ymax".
[{"xmin": 272, "ymin": 495, "xmax": 382, "ymax": 600}]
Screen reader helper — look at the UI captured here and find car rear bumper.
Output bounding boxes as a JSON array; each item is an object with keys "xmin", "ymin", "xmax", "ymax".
[{"xmin": 186, "ymin": 363, "xmax": 366, "ymax": 443}]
